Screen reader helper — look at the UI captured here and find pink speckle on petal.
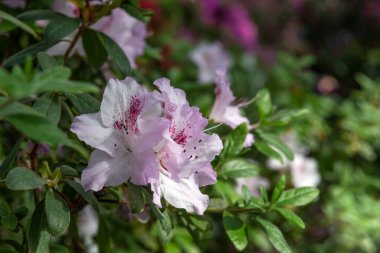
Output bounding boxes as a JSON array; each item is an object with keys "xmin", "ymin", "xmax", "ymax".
[{"xmin": 128, "ymin": 95, "xmax": 144, "ymax": 134}]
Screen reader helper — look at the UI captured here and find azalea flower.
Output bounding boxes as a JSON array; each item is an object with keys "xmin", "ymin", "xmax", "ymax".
[
  {"xmin": 236, "ymin": 176, "xmax": 270, "ymax": 197},
  {"xmin": 199, "ymin": 0, "xmax": 258, "ymax": 50},
  {"xmin": 77, "ymin": 205, "xmax": 99, "ymax": 253},
  {"xmin": 71, "ymin": 77, "xmax": 168, "ymax": 191},
  {"xmin": 46, "ymin": 0, "xmax": 147, "ymax": 68},
  {"xmin": 210, "ymin": 68, "xmax": 254, "ymax": 147},
  {"xmin": 151, "ymin": 78, "xmax": 223, "ymax": 214},
  {"xmin": 266, "ymin": 131, "xmax": 320, "ymax": 187},
  {"xmin": 189, "ymin": 42, "xmax": 231, "ymax": 84},
  {"xmin": 291, "ymin": 154, "xmax": 320, "ymax": 188}
]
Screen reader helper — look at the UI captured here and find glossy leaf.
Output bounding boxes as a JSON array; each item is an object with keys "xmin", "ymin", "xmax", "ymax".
[
  {"xmin": 96, "ymin": 31, "xmax": 131, "ymax": 79},
  {"xmin": 256, "ymin": 216, "xmax": 291, "ymax": 253},
  {"xmin": 223, "ymin": 211, "xmax": 248, "ymax": 251},
  {"xmin": 44, "ymin": 16, "xmax": 80, "ymax": 42},
  {"xmin": 0, "ymin": 138, "xmax": 22, "ymax": 179},
  {"xmin": 82, "ymin": 28, "xmax": 107, "ymax": 68},
  {"xmin": 277, "ymin": 187, "xmax": 319, "ymax": 207},
  {"xmin": 127, "ymin": 182, "xmax": 145, "ymax": 214},
  {"xmin": 0, "ymin": 10, "xmax": 39, "ymax": 39},
  {"xmin": 271, "ymin": 175, "xmax": 286, "ymax": 203},
  {"xmin": 219, "ymin": 159, "xmax": 259, "ymax": 179},
  {"xmin": 220, "ymin": 124, "xmax": 249, "ymax": 160},
  {"xmin": 67, "ymin": 93, "xmax": 100, "ymax": 114},
  {"xmin": 275, "ymin": 207, "xmax": 305, "ymax": 229},
  {"xmin": 66, "ymin": 180, "xmax": 99, "ymax": 211}
]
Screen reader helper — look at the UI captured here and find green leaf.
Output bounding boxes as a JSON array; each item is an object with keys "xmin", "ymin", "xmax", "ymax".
[
  {"xmin": 60, "ymin": 165, "xmax": 78, "ymax": 177},
  {"xmin": 44, "ymin": 16, "xmax": 80, "ymax": 42},
  {"xmin": 255, "ymin": 217, "xmax": 292, "ymax": 253},
  {"xmin": 32, "ymin": 66, "xmax": 99, "ymax": 94},
  {"xmin": 0, "ymin": 10, "xmax": 39, "ymax": 39},
  {"xmin": 123, "ymin": 3, "xmax": 153, "ymax": 23},
  {"xmin": 0, "ymin": 138, "xmax": 22, "ymax": 179},
  {"xmin": 219, "ymin": 159, "xmax": 259, "ymax": 179},
  {"xmin": 29, "ymin": 200, "xmax": 51, "ymax": 253},
  {"xmin": 254, "ymin": 141, "xmax": 284, "ymax": 162},
  {"xmin": 18, "ymin": 10, "xmax": 61, "ymax": 22},
  {"xmin": 96, "ymin": 215, "xmax": 112, "ymax": 253},
  {"xmin": 277, "ymin": 187, "xmax": 319, "ymax": 207},
  {"xmin": 45, "ymin": 191, "xmax": 70, "ymax": 236},
  {"xmin": 33, "ymin": 93, "xmax": 61, "ymax": 126},
  {"xmin": 13, "ymin": 206, "xmax": 28, "ymax": 220},
  {"xmin": 256, "ymin": 130, "xmax": 293, "ymax": 161},
  {"xmin": 82, "ymin": 28, "xmax": 107, "ymax": 68},
  {"xmin": 223, "ymin": 211, "xmax": 248, "ymax": 251},
  {"xmin": 3, "ymin": 113, "xmax": 71, "ymax": 147},
  {"xmin": 50, "ymin": 244, "xmax": 69, "ymax": 253},
  {"xmin": 127, "ymin": 182, "xmax": 145, "ymax": 214},
  {"xmin": 6, "ymin": 167, "xmax": 45, "ymax": 190},
  {"xmin": 37, "ymin": 52, "xmax": 59, "ymax": 70},
  {"xmin": 220, "ymin": 124, "xmax": 249, "ymax": 160},
  {"xmin": 0, "ymin": 202, "xmax": 10, "ymax": 217},
  {"xmin": 3, "ymin": 40, "xmax": 57, "ymax": 67},
  {"xmin": 67, "ymin": 93, "xmax": 100, "ymax": 114},
  {"xmin": 275, "ymin": 207, "xmax": 305, "ymax": 229},
  {"xmin": 1, "ymin": 214, "xmax": 17, "ymax": 230},
  {"xmin": 144, "ymin": 189, "xmax": 173, "ymax": 243},
  {"xmin": 271, "ymin": 175, "xmax": 286, "ymax": 203},
  {"xmin": 256, "ymin": 89, "xmax": 272, "ymax": 119},
  {"xmin": 96, "ymin": 31, "xmax": 131, "ymax": 79},
  {"xmin": 207, "ymin": 198, "xmax": 228, "ymax": 211},
  {"xmin": 66, "ymin": 180, "xmax": 99, "ymax": 211}
]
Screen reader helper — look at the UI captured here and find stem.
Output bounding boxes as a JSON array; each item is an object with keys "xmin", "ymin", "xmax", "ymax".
[
  {"xmin": 63, "ymin": 24, "xmax": 85, "ymax": 63},
  {"xmin": 206, "ymin": 207, "xmax": 262, "ymax": 214},
  {"xmin": 62, "ymin": 101, "xmax": 74, "ymax": 121},
  {"xmin": 30, "ymin": 144, "xmax": 40, "ymax": 206}
]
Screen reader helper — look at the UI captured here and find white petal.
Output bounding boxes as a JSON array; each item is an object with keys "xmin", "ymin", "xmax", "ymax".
[
  {"xmin": 159, "ymin": 173, "xmax": 209, "ymax": 215},
  {"xmin": 181, "ymin": 133, "xmax": 223, "ymax": 177},
  {"xmin": 100, "ymin": 77, "xmax": 143, "ymax": 127},
  {"xmin": 70, "ymin": 113, "xmax": 120, "ymax": 156},
  {"xmin": 81, "ymin": 149, "xmax": 159, "ymax": 191}
]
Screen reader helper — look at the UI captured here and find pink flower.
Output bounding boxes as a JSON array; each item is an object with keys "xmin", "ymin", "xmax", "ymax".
[
  {"xmin": 210, "ymin": 69, "xmax": 254, "ymax": 147},
  {"xmin": 224, "ymin": 4, "xmax": 259, "ymax": 50},
  {"xmin": 291, "ymin": 154, "xmax": 320, "ymax": 188},
  {"xmin": 189, "ymin": 42, "xmax": 231, "ymax": 84},
  {"xmin": 72, "ymin": 77, "xmax": 223, "ymax": 214},
  {"xmin": 151, "ymin": 78, "xmax": 223, "ymax": 214},
  {"xmin": 71, "ymin": 78, "xmax": 168, "ymax": 191},
  {"xmin": 236, "ymin": 176, "xmax": 270, "ymax": 197},
  {"xmin": 47, "ymin": 0, "xmax": 147, "ymax": 68},
  {"xmin": 266, "ymin": 131, "xmax": 320, "ymax": 187},
  {"xmin": 199, "ymin": 0, "xmax": 258, "ymax": 50}
]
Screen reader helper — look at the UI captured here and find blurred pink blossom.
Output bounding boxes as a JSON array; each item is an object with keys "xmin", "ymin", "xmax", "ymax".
[{"xmin": 200, "ymin": 0, "xmax": 258, "ymax": 50}]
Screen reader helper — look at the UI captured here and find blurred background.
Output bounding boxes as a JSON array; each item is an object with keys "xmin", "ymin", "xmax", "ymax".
[{"xmin": 140, "ymin": 0, "xmax": 380, "ymax": 252}]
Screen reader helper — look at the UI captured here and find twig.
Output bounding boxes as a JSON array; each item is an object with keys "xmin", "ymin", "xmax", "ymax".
[
  {"xmin": 63, "ymin": 24, "xmax": 85, "ymax": 63},
  {"xmin": 30, "ymin": 144, "xmax": 39, "ymax": 206}
]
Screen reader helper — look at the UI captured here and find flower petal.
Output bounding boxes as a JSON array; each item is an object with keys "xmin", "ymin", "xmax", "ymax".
[
  {"xmin": 157, "ymin": 172, "xmax": 209, "ymax": 215},
  {"xmin": 70, "ymin": 112, "xmax": 121, "ymax": 156},
  {"xmin": 100, "ymin": 78, "xmax": 144, "ymax": 127},
  {"xmin": 81, "ymin": 149, "xmax": 159, "ymax": 191}
]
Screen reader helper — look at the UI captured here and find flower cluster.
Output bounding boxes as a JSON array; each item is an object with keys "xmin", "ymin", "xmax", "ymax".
[
  {"xmin": 71, "ymin": 77, "xmax": 223, "ymax": 214},
  {"xmin": 267, "ymin": 131, "xmax": 321, "ymax": 187},
  {"xmin": 46, "ymin": 0, "xmax": 147, "ymax": 68}
]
